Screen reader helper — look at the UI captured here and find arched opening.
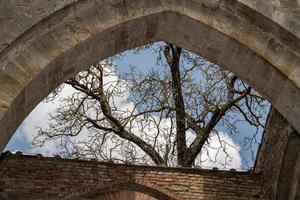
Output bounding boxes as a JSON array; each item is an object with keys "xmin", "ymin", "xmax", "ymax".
[
  {"xmin": 63, "ymin": 181, "xmax": 180, "ymax": 200},
  {"xmin": 5, "ymin": 41, "xmax": 270, "ymax": 170},
  {"xmin": 91, "ymin": 190, "xmax": 158, "ymax": 200},
  {"xmin": 0, "ymin": 1, "xmax": 299, "ymax": 199},
  {"xmin": 0, "ymin": 0, "xmax": 299, "ymax": 152}
]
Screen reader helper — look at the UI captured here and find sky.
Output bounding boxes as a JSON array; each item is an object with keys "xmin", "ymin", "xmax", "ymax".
[{"xmin": 4, "ymin": 42, "xmax": 268, "ymax": 170}]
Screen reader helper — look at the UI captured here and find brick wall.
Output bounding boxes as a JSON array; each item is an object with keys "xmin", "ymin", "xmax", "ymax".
[
  {"xmin": 0, "ymin": 152, "xmax": 263, "ymax": 200},
  {"xmin": 1, "ymin": 108, "xmax": 294, "ymax": 200}
]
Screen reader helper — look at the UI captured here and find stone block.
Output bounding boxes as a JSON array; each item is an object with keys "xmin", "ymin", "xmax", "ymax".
[
  {"xmin": 5, "ymin": 90, "xmax": 25, "ymax": 137},
  {"xmin": 274, "ymin": 79, "xmax": 300, "ymax": 131},
  {"xmin": 263, "ymin": 69, "xmax": 286, "ymax": 104},
  {"xmin": 24, "ymin": 66, "xmax": 49, "ymax": 115},
  {"xmin": 48, "ymin": 58, "xmax": 64, "ymax": 93},
  {"xmin": 289, "ymin": 57, "xmax": 300, "ymax": 88},
  {"xmin": 1, "ymin": 59, "xmax": 30, "ymax": 86},
  {"xmin": 125, "ymin": 0, "xmax": 162, "ymax": 17},
  {"xmin": 0, "ymin": 116, "xmax": 8, "ymax": 152}
]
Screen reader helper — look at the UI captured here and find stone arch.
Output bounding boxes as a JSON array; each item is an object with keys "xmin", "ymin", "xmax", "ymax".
[
  {"xmin": 87, "ymin": 190, "xmax": 159, "ymax": 200},
  {"xmin": 0, "ymin": 0, "xmax": 299, "ymax": 151},
  {"xmin": 62, "ymin": 179, "xmax": 183, "ymax": 200}
]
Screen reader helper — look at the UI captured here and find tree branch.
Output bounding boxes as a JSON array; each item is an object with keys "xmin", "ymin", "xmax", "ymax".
[
  {"xmin": 186, "ymin": 87, "xmax": 251, "ymax": 165},
  {"xmin": 65, "ymin": 67, "xmax": 165, "ymax": 166}
]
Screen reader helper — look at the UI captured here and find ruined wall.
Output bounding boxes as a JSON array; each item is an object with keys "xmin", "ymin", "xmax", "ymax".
[
  {"xmin": 1, "ymin": 0, "xmax": 300, "ymax": 153},
  {"xmin": 0, "ymin": 1, "xmax": 299, "ymax": 199},
  {"xmin": 254, "ymin": 108, "xmax": 295, "ymax": 199},
  {"xmin": 0, "ymin": 153, "xmax": 263, "ymax": 200},
  {"xmin": 277, "ymin": 132, "xmax": 300, "ymax": 199}
]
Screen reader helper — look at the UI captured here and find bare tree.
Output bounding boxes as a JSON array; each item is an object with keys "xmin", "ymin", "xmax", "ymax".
[{"xmin": 33, "ymin": 42, "xmax": 269, "ymax": 168}]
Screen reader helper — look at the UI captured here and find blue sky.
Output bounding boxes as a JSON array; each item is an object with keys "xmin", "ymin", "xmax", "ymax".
[
  {"xmin": 115, "ymin": 44, "xmax": 267, "ymax": 169},
  {"xmin": 4, "ymin": 43, "xmax": 268, "ymax": 170}
]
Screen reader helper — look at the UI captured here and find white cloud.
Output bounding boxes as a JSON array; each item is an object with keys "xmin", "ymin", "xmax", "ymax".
[
  {"xmin": 198, "ymin": 132, "xmax": 242, "ymax": 169},
  {"xmin": 13, "ymin": 85, "xmax": 76, "ymax": 156}
]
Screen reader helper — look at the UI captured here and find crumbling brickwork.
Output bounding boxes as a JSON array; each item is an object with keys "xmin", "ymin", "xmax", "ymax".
[{"xmin": 0, "ymin": 152, "xmax": 263, "ymax": 200}]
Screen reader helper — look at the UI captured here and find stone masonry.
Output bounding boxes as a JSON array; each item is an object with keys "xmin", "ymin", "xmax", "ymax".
[
  {"xmin": 0, "ymin": 108, "xmax": 298, "ymax": 199},
  {"xmin": 255, "ymin": 108, "xmax": 296, "ymax": 199},
  {"xmin": 0, "ymin": 0, "xmax": 299, "ymax": 153},
  {"xmin": 0, "ymin": 0, "xmax": 299, "ymax": 199}
]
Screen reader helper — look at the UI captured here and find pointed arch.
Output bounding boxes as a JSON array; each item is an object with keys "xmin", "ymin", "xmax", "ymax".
[
  {"xmin": 0, "ymin": 0, "xmax": 299, "ymax": 152},
  {"xmin": 62, "ymin": 179, "xmax": 184, "ymax": 200}
]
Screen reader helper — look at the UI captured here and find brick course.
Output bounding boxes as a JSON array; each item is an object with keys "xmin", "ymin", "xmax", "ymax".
[{"xmin": 0, "ymin": 153, "xmax": 263, "ymax": 200}]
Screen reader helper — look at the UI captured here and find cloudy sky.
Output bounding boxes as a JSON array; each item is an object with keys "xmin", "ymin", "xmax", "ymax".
[
  {"xmin": 4, "ymin": 44, "xmax": 264, "ymax": 170},
  {"xmin": 4, "ymin": 90, "xmax": 242, "ymax": 169}
]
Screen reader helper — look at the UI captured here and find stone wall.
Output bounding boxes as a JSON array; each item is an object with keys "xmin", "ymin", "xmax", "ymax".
[
  {"xmin": 277, "ymin": 132, "xmax": 300, "ymax": 199},
  {"xmin": 0, "ymin": 152, "xmax": 263, "ymax": 200},
  {"xmin": 0, "ymin": 110, "xmax": 298, "ymax": 199},
  {"xmin": 0, "ymin": 1, "xmax": 299, "ymax": 199},
  {"xmin": 254, "ymin": 108, "xmax": 294, "ymax": 199},
  {"xmin": 0, "ymin": 0, "xmax": 300, "ymax": 154},
  {"xmin": 238, "ymin": 0, "xmax": 300, "ymax": 38},
  {"xmin": 1, "ymin": 0, "xmax": 299, "ymax": 52}
]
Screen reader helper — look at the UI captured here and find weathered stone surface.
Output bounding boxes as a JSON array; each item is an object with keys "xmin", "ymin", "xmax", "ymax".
[
  {"xmin": 0, "ymin": 0, "xmax": 298, "ymax": 58},
  {"xmin": 255, "ymin": 108, "xmax": 294, "ymax": 199},
  {"xmin": 277, "ymin": 132, "xmax": 300, "ymax": 200},
  {"xmin": 0, "ymin": 1, "xmax": 299, "ymax": 199},
  {"xmin": 0, "ymin": 0, "xmax": 76, "ymax": 52},
  {"xmin": 0, "ymin": 0, "xmax": 299, "ymax": 153},
  {"xmin": 238, "ymin": 0, "xmax": 300, "ymax": 38}
]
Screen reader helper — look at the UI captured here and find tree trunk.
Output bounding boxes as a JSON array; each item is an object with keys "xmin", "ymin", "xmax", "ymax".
[{"xmin": 164, "ymin": 44, "xmax": 188, "ymax": 166}]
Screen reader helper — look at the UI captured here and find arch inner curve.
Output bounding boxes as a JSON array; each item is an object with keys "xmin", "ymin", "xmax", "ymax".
[{"xmin": 0, "ymin": 0, "xmax": 299, "ymax": 152}]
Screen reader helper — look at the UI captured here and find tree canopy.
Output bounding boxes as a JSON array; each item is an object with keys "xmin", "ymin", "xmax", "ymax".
[{"xmin": 33, "ymin": 42, "xmax": 270, "ymax": 168}]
